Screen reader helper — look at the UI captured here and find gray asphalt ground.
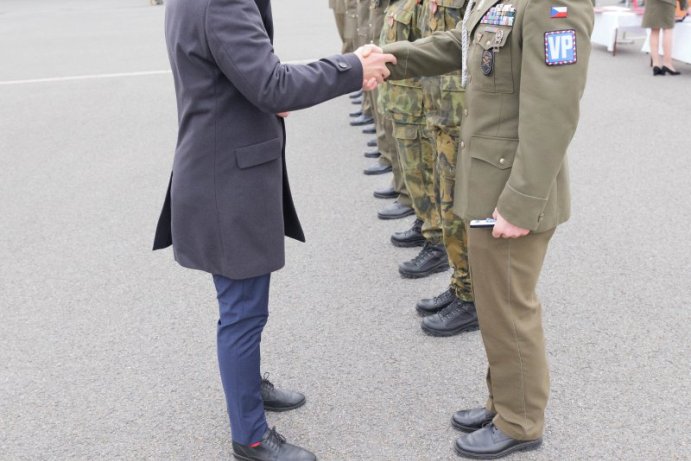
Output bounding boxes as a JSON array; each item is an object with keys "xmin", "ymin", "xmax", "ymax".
[{"xmin": 1, "ymin": 1, "xmax": 690, "ymax": 460}]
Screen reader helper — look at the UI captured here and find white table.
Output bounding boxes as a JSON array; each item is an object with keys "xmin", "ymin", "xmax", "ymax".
[
  {"xmin": 592, "ymin": 7, "xmax": 645, "ymax": 55},
  {"xmin": 642, "ymin": 22, "xmax": 691, "ymax": 64}
]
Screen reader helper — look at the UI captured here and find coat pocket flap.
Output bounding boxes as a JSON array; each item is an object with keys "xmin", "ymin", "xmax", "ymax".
[
  {"xmin": 393, "ymin": 124, "xmax": 420, "ymax": 140},
  {"xmin": 438, "ymin": 0, "xmax": 466, "ymax": 8},
  {"xmin": 235, "ymin": 137, "xmax": 282, "ymax": 169},
  {"xmin": 469, "ymin": 135, "xmax": 517, "ymax": 169}
]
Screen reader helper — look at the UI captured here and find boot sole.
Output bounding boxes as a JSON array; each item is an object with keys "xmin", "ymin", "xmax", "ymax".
[
  {"xmin": 263, "ymin": 398, "xmax": 306, "ymax": 412},
  {"xmin": 454, "ymin": 438, "xmax": 542, "ymax": 459},
  {"xmin": 421, "ymin": 321, "xmax": 479, "ymax": 337},
  {"xmin": 378, "ymin": 209, "xmax": 415, "ymax": 219},
  {"xmin": 391, "ymin": 237, "xmax": 426, "ymax": 248},
  {"xmin": 399, "ymin": 263, "xmax": 449, "ymax": 278}
]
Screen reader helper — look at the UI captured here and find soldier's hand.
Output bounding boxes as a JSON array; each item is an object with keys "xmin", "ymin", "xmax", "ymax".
[
  {"xmin": 491, "ymin": 209, "xmax": 530, "ymax": 239},
  {"xmin": 354, "ymin": 44, "xmax": 396, "ymax": 85}
]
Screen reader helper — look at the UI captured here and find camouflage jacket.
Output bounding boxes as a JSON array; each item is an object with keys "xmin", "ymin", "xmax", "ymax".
[
  {"xmin": 378, "ymin": 0, "xmax": 426, "ymax": 125},
  {"xmin": 419, "ymin": 0, "xmax": 466, "ymax": 128}
]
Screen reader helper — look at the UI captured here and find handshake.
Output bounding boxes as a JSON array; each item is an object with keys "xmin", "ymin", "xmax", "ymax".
[{"xmin": 354, "ymin": 44, "xmax": 397, "ymax": 91}]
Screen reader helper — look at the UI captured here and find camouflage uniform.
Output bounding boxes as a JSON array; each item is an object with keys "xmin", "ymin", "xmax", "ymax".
[
  {"xmin": 344, "ymin": 0, "xmax": 359, "ymax": 53},
  {"xmin": 419, "ymin": 0, "xmax": 473, "ymax": 301},
  {"xmin": 378, "ymin": 0, "xmax": 442, "ymax": 242},
  {"xmin": 329, "ymin": 0, "xmax": 349, "ymax": 53}
]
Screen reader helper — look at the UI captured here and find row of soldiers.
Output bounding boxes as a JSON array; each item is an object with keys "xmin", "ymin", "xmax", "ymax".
[{"xmin": 328, "ymin": 0, "xmax": 478, "ymax": 338}]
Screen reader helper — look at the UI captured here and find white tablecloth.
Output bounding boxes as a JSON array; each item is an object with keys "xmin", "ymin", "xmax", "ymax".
[
  {"xmin": 642, "ymin": 22, "xmax": 691, "ymax": 64},
  {"xmin": 592, "ymin": 7, "xmax": 644, "ymax": 53}
]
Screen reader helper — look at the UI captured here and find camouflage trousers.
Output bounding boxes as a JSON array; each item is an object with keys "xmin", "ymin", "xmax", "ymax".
[
  {"xmin": 392, "ymin": 121, "xmax": 442, "ymax": 243},
  {"xmin": 432, "ymin": 126, "xmax": 474, "ymax": 302}
]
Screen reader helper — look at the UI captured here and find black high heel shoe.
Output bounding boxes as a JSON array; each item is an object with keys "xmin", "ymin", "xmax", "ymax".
[
  {"xmin": 653, "ymin": 66, "xmax": 664, "ymax": 76},
  {"xmin": 662, "ymin": 66, "xmax": 681, "ymax": 75}
]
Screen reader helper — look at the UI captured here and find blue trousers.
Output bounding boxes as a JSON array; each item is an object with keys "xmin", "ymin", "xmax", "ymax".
[{"xmin": 213, "ymin": 273, "xmax": 270, "ymax": 445}]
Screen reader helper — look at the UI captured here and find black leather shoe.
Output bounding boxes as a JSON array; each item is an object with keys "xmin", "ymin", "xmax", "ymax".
[
  {"xmin": 350, "ymin": 114, "xmax": 374, "ymax": 126},
  {"xmin": 261, "ymin": 375, "xmax": 306, "ymax": 412},
  {"xmin": 364, "ymin": 150, "xmax": 381, "ymax": 158},
  {"xmin": 349, "ymin": 110, "xmax": 363, "ymax": 117},
  {"xmin": 362, "ymin": 126, "xmax": 376, "ymax": 134},
  {"xmin": 367, "ymin": 139, "xmax": 377, "ymax": 147},
  {"xmin": 653, "ymin": 66, "xmax": 664, "ymax": 76},
  {"xmin": 455, "ymin": 423, "xmax": 542, "ymax": 459},
  {"xmin": 662, "ymin": 65, "xmax": 681, "ymax": 75},
  {"xmin": 391, "ymin": 218, "xmax": 425, "ymax": 248},
  {"xmin": 452, "ymin": 407, "xmax": 496, "ymax": 432},
  {"xmin": 399, "ymin": 242, "xmax": 449, "ymax": 278},
  {"xmin": 364, "ymin": 163, "xmax": 392, "ymax": 175},
  {"xmin": 233, "ymin": 427, "xmax": 317, "ymax": 461},
  {"xmin": 351, "ymin": 98, "xmax": 363, "ymax": 105},
  {"xmin": 416, "ymin": 287, "xmax": 456, "ymax": 315},
  {"xmin": 421, "ymin": 299, "xmax": 478, "ymax": 336},
  {"xmin": 349, "ymin": 90, "xmax": 363, "ymax": 99},
  {"xmin": 377, "ymin": 201, "xmax": 415, "ymax": 220},
  {"xmin": 373, "ymin": 185, "xmax": 398, "ymax": 199}
]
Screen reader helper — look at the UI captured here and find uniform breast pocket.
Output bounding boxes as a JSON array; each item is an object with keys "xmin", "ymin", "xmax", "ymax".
[{"xmin": 471, "ymin": 26, "xmax": 514, "ymax": 94}]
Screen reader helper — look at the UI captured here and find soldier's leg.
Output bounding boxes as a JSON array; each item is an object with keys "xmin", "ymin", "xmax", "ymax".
[
  {"xmin": 364, "ymin": 90, "xmax": 392, "ymax": 175},
  {"xmin": 468, "ymin": 227, "xmax": 554, "ymax": 441},
  {"xmin": 436, "ymin": 128, "xmax": 473, "ymax": 302}
]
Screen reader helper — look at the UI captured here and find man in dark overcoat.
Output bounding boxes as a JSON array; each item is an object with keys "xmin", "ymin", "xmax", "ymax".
[{"xmin": 153, "ymin": 1, "xmax": 395, "ymax": 459}]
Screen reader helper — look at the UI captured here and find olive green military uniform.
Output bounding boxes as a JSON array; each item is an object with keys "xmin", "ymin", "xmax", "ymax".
[
  {"xmin": 419, "ymin": 0, "xmax": 473, "ymax": 301},
  {"xmin": 379, "ymin": 0, "xmax": 442, "ymax": 242},
  {"xmin": 384, "ymin": 0, "xmax": 593, "ymax": 441},
  {"xmin": 329, "ymin": 0, "xmax": 349, "ymax": 53},
  {"xmin": 344, "ymin": 0, "xmax": 359, "ymax": 53}
]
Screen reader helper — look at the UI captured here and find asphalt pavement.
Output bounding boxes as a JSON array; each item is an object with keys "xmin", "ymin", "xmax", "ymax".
[{"xmin": 1, "ymin": 1, "xmax": 689, "ymax": 460}]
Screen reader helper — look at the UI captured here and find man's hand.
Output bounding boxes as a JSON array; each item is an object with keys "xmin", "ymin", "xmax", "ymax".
[
  {"xmin": 354, "ymin": 44, "xmax": 396, "ymax": 89},
  {"xmin": 276, "ymin": 112, "xmax": 289, "ymax": 118},
  {"xmin": 491, "ymin": 209, "xmax": 530, "ymax": 239}
]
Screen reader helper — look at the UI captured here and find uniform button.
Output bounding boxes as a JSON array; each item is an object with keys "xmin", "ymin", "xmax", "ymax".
[
  {"xmin": 463, "ymin": 109, "xmax": 469, "ymax": 116},
  {"xmin": 499, "ymin": 158, "xmax": 505, "ymax": 164},
  {"xmin": 486, "ymin": 40, "xmax": 491, "ymax": 46},
  {"xmin": 338, "ymin": 62, "xmax": 348, "ymax": 69},
  {"xmin": 461, "ymin": 141, "xmax": 465, "ymax": 149}
]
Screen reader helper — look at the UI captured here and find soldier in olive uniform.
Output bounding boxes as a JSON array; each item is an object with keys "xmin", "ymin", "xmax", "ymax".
[
  {"xmin": 379, "ymin": 0, "xmax": 450, "ymax": 274},
  {"xmin": 415, "ymin": 0, "xmax": 478, "ymax": 336},
  {"xmin": 383, "ymin": 0, "xmax": 593, "ymax": 457}
]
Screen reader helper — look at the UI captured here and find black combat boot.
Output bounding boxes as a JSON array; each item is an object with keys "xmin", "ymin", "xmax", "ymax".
[
  {"xmin": 420, "ymin": 299, "xmax": 479, "ymax": 336},
  {"xmin": 232, "ymin": 427, "xmax": 316, "ymax": 461},
  {"xmin": 416, "ymin": 287, "xmax": 456, "ymax": 315},
  {"xmin": 391, "ymin": 219, "xmax": 425, "ymax": 248},
  {"xmin": 398, "ymin": 241, "xmax": 449, "ymax": 278}
]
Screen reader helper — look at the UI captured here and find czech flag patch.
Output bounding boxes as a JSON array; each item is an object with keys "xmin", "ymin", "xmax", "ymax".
[
  {"xmin": 544, "ymin": 29, "xmax": 577, "ymax": 66},
  {"xmin": 550, "ymin": 6, "xmax": 568, "ymax": 18}
]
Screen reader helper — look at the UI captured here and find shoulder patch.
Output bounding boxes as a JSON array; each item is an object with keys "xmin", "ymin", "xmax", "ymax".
[{"xmin": 544, "ymin": 29, "xmax": 577, "ymax": 66}]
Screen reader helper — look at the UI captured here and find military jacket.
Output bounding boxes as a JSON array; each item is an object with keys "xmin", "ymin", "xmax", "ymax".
[
  {"xmin": 384, "ymin": 0, "xmax": 593, "ymax": 231},
  {"xmin": 419, "ymin": 0, "xmax": 466, "ymax": 128},
  {"xmin": 368, "ymin": 0, "xmax": 392, "ymax": 44},
  {"xmin": 378, "ymin": 0, "xmax": 426, "ymax": 126},
  {"xmin": 329, "ymin": 0, "xmax": 347, "ymax": 14},
  {"xmin": 344, "ymin": 0, "xmax": 358, "ymax": 41}
]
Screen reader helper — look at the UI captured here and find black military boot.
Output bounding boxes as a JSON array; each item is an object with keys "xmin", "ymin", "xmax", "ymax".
[
  {"xmin": 420, "ymin": 299, "xmax": 479, "ymax": 336},
  {"xmin": 398, "ymin": 242, "xmax": 449, "ymax": 278},
  {"xmin": 260, "ymin": 374, "xmax": 306, "ymax": 412},
  {"xmin": 391, "ymin": 218, "xmax": 425, "ymax": 248},
  {"xmin": 232, "ymin": 427, "xmax": 316, "ymax": 461},
  {"xmin": 416, "ymin": 287, "xmax": 456, "ymax": 316}
]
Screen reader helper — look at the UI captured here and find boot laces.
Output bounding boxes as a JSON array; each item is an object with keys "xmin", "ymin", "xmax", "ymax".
[
  {"xmin": 260, "ymin": 372, "xmax": 274, "ymax": 391},
  {"xmin": 411, "ymin": 241, "xmax": 434, "ymax": 265},
  {"xmin": 264, "ymin": 426, "xmax": 286, "ymax": 450}
]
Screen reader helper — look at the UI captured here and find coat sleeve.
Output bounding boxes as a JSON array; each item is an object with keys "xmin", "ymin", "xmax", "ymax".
[
  {"xmin": 205, "ymin": 0, "xmax": 363, "ymax": 114},
  {"xmin": 382, "ymin": 23, "xmax": 463, "ymax": 80},
  {"xmin": 496, "ymin": 0, "xmax": 594, "ymax": 230}
]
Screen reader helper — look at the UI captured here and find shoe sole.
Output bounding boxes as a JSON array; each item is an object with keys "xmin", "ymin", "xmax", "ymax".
[
  {"xmin": 364, "ymin": 168, "xmax": 392, "ymax": 176},
  {"xmin": 365, "ymin": 153, "xmax": 382, "ymax": 159},
  {"xmin": 378, "ymin": 208, "xmax": 415, "ymax": 220},
  {"xmin": 391, "ymin": 237, "xmax": 426, "ymax": 248},
  {"xmin": 454, "ymin": 438, "xmax": 542, "ymax": 459},
  {"xmin": 399, "ymin": 263, "xmax": 450, "ymax": 278},
  {"xmin": 263, "ymin": 397, "xmax": 306, "ymax": 412},
  {"xmin": 421, "ymin": 321, "xmax": 479, "ymax": 337},
  {"xmin": 374, "ymin": 192, "xmax": 398, "ymax": 199}
]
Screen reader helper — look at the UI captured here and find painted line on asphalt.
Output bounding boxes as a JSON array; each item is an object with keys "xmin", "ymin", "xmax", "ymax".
[{"xmin": 0, "ymin": 60, "xmax": 316, "ymax": 86}]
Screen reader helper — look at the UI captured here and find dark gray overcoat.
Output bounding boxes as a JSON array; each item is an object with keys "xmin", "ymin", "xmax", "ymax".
[{"xmin": 153, "ymin": 0, "xmax": 363, "ymax": 279}]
